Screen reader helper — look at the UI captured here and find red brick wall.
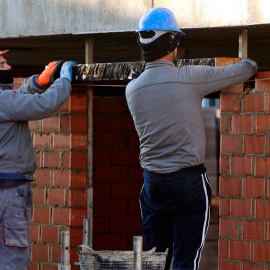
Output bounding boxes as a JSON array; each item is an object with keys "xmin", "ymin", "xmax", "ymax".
[
  {"xmin": 219, "ymin": 72, "xmax": 270, "ymax": 269},
  {"xmin": 93, "ymin": 97, "xmax": 143, "ymax": 250},
  {"xmin": 27, "ymin": 82, "xmax": 88, "ymax": 270}
]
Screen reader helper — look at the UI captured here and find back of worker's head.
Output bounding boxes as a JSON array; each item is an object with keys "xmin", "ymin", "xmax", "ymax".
[{"xmin": 136, "ymin": 7, "xmax": 185, "ymax": 62}]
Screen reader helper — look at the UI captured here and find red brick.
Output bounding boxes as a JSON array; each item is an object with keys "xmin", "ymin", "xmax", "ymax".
[
  {"xmin": 29, "ymin": 120, "xmax": 41, "ymax": 132},
  {"xmin": 33, "ymin": 133, "xmax": 51, "ymax": 149},
  {"xmin": 219, "ymin": 177, "xmax": 240, "ymax": 196},
  {"xmin": 70, "ymin": 151, "xmax": 87, "ymax": 169},
  {"xmin": 220, "ymin": 135, "xmax": 241, "ymax": 154},
  {"xmin": 32, "ymin": 187, "xmax": 46, "ymax": 204},
  {"xmin": 256, "ymin": 115, "xmax": 270, "ymax": 134},
  {"xmin": 42, "ymin": 116, "xmax": 60, "ymax": 132},
  {"xmin": 253, "ymin": 242, "xmax": 270, "ymax": 262},
  {"xmin": 218, "ymin": 239, "xmax": 228, "ymax": 259},
  {"xmin": 28, "ymin": 262, "xmax": 39, "ymax": 270},
  {"xmin": 94, "ymin": 200, "xmax": 127, "ymax": 216},
  {"xmin": 53, "ymin": 170, "xmax": 71, "ymax": 187},
  {"xmin": 67, "ymin": 189, "xmax": 87, "ymax": 207},
  {"xmin": 48, "ymin": 188, "xmax": 65, "ymax": 205},
  {"xmin": 218, "ymin": 260, "xmax": 241, "ymax": 270},
  {"xmin": 232, "ymin": 115, "xmax": 254, "ymax": 133},
  {"xmin": 71, "ymin": 133, "xmax": 87, "ymax": 149},
  {"xmin": 94, "ymin": 97, "xmax": 127, "ymax": 114},
  {"xmin": 219, "ymin": 219, "xmax": 240, "ymax": 238},
  {"xmin": 34, "ymin": 169, "xmax": 51, "ymax": 186},
  {"xmin": 93, "ymin": 115, "xmax": 110, "ymax": 131},
  {"xmin": 43, "ymin": 151, "xmax": 61, "ymax": 168},
  {"xmin": 70, "ymin": 170, "xmax": 87, "ymax": 187},
  {"xmin": 35, "ymin": 152, "xmax": 41, "ymax": 168},
  {"xmin": 255, "ymin": 71, "xmax": 270, "ymax": 90},
  {"xmin": 231, "ymin": 156, "xmax": 252, "ymax": 175},
  {"xmin": 112, "ymin": 183, "xmax": 142, "ymax": 199},
  {"xmin": 71, "ymin": 115, "xmax": 87, "ymax": 132},
  {"xmin": 95, "ymin": 166, "xmax": 127, "ymax": 182},
  {"xmin": 229, "ymin": 240, "xmax": 251, "ymax": 261},
  {"xmin": 221, "ymin": 83, "xmax": 245, "ymax": 93},
  {"xmin": 243, "ymin": 263, "xmax": 265, "ymax": 270},
  {"xmin": 51, "ymin": 246, "xmax": 61, "ymax": 263},
  {"xmin": 130, "ymin": 132, "xmax": 140, "ymax": 147},
  {"xmin": 60, "ymin": 115, "xmax": 70, "ymax": 132},
  {"xmin": 52, "ymin": 208, "xmax": 69, "ymax": 225},
  {"xmin": 94, "ymin": 233, "xmax": 127, "ymax": 250},
  {"xmin": 220, "ymin": 155, "xmax": 228, "ymax": 174},
  {"xmin": 242, "ymin": 221, "xmax": 265, "ymax": 240},
  {"xmin": 69, "ymin": 208, "xmax": 87, "ymax": 226},
  {"xmin": 255, "ymin": 200, "xmax": 270, "ymax": 220},
  {"xmin": 129, "ymin": 166, "xmax": 144, "ymax": 182},
  {"xmin": 70, "ymin": 95, "xmax": 87, "ymax": 113},
  {"xmin": 53, "ymin": 133, "xmax": 71, "ymax": 149},
  {"xmin": 31, "ymin": 244, "xmax": 49, "ymax": 262},
  {"xmin": 112, "ymin": 148, "xmax": 140, "ymax": 165},
  {"xmin": 41, "ymin": 226, "xmax": 59, "ymax": 244},
  {"xmin": 29, "ymin": 225, "xmax": 40, "ymax": 242},
  {"xmin": 129, "ymin": 199, "xmax": 141, "ymax": 215},
  {"xmin": 220, "ymin": 94, "xmax": 241, "ymax": 112},
  {"xmin": 219, "ymin": 198, "xmax": 230, "ymax": 217},
  {"xmin": 243, "ymin": 135, "xmax": 266, "ymax": 154},
  {"xmin": 70, "ymin": 228, "xmax": 84, "ymax": 246},
  {"xmin": 244, "ymin": 93, "xmax": 265, "ymax": 112},
  {"xmin": 242, "ymin": 178, "xmax": 265, "ymax": 197},
  {"xmin": 59, "ymin": 97, "xmax": 70, "ymax": 112},
  {"xmin": 111, "ymin": 115, "xmax": 135, "ymax": 131},
  {"xmin": 93, "ymin": 149, "xmax": 111, "ymax": 165},
  {"xmin": 231, "ymin": 199, "xmax": 252, "ymax": 218},
  {"xmin": 220, "ymin": 114, "xmax": 231, "ymax": 134},
  {"xmin": 93, "ymin": 183, "xmax": 111, "ymax": 199},
  {"xmin": 110, "ymin": 217, "xmax": 141, "ymax": 232},
  {"xmin": 62, "ymin": 152, "xmax": 70, "ymax": 168},
  {"xmin": 41, "ymin": 264, "xmax": 58, "ymax": 270},
  {"xmin": 32, "ymin": 207, "xmax": 51, "ymax": 224},
  {"xmin": 255, "ymin": 157, "xmax": 270, "ymax": 176},
  {"xmin": 93, "ymin": 217, "xmax": 110, "ymax": 232},
  {"xmin": 94, "ymin": 131, "xmax": 126, "ymax": 148}
]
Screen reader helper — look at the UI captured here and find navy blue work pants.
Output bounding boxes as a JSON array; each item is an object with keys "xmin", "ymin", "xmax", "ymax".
[{"xmin": 140, "ymin": 165, "xmax": 212, "ymax": 270}]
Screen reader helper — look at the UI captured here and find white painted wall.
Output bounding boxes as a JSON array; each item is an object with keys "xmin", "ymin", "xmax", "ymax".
[{"xmin": 1, "ymin": 0, "xmax": 270, "ymax": 38}]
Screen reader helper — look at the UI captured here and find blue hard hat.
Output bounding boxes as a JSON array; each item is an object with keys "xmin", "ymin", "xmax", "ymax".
[{"xmin": 136, "ymin": 7, "xmax": 185, "ymax": 35}]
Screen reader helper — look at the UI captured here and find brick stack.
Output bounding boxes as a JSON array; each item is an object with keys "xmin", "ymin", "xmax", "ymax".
[{"xmin": 219, "ymin": 72, "xmax": 270, "ymax": 269}]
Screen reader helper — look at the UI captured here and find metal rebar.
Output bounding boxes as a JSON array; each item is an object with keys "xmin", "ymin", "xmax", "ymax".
[
  {"xmin": 59, "ymin": 231, "xmax": 71, "ymax": 270},
  {"xmin": 83, "ymin": 219, "xmax": 91, "ymax": 246},
  {"xmin": 133, "ymin": 236, "xmax": 143, "ymax": 270}
]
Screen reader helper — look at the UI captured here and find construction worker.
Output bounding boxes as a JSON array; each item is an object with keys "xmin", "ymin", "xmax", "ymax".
[
  {"xmin": 126, "ymin": 7, "xmax": 258, "ymax": 270},
  {"xmin": 0, "ymin": 49, "xmax": 76, "ymax": 270}
]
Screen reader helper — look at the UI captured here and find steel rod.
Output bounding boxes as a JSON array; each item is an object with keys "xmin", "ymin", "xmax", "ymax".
[
  {"xmin": 133, "ymin": 236, "xmax": 143, "ymax": 270},
  {"xmin": 59, "ymin": 231, "xmax": 71, "ymax": 270}
]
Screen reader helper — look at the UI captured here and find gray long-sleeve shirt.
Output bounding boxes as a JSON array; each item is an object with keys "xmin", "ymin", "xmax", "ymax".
[
  {"xmin": 0, "ymin": 76, "xmax": 71, "ymax": 180},
  {"xmin": 126, "ymin": 59, "xmax": 257, "ymax": 174}
]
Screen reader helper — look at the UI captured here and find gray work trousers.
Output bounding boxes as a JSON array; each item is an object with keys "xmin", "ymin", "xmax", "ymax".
[{"xmin": 0, "ymin": 182, "xmax": 32, "ymax": 270}]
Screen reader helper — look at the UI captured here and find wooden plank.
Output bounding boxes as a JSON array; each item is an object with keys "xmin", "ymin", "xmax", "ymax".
[
  {"xmin": 215, "ymin": 57, "xmax": 242, "ymax": 67},
  {"xmin": 239, "ymin": 29, "xmax": 248, "ymax": 58}
]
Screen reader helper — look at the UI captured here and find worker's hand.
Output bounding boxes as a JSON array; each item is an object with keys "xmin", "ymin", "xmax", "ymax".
[
  {"xmin": 36, "ymin": 60, "xmax": 63, "ymax": 87},
  {"xmin": 60, "ymin": 61, "xmax": 77, "ymax": 82}
]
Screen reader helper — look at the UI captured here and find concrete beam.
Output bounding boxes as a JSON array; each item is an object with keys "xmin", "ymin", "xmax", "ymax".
[{"xmin": 2, "ymin": 0, "xmax": 270, "ymax": 38}]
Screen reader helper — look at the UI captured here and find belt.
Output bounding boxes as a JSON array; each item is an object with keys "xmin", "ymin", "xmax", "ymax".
[{"xmin": 0, "ymin": 179, "xmax": 30, "ymax": 190}]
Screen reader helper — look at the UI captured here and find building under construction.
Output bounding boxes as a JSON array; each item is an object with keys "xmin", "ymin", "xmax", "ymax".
[{"xmin": 1, "ymin": 0, "xmax": 270, "ymax": 269}]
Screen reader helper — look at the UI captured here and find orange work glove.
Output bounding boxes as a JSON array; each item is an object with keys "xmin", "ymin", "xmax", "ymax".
[{"xmin": 36, "ymin": 60, "xmax": 63, "ymax": 86}]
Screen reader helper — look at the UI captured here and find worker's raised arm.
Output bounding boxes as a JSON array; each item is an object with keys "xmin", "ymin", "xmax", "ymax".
[{"xmin": 182, "ymin": 58, "xmax": 258, "ymax": 98}]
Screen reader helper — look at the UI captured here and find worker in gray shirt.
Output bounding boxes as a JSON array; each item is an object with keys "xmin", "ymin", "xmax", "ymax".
[
  {"xmin": 0, "ymin": 49, "xmax": 76, "ymax": 270},
  {"xmin": 126, "ymin": 7, "xmax": 257, "ymax": 270}
]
